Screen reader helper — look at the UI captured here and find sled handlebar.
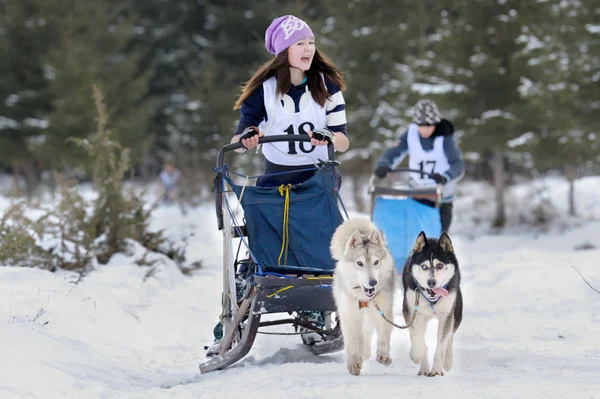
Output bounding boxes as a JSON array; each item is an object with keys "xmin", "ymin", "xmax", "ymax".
[
  {"xmin": 215, "ymin": 135, "xmax": 335, "ymax": 230},
  {"xmin": 217, "ymin": 135, "xmax": 335, "ymax": 168},
  {"xmin": 386, "ymin": 167, "xmax": 438, "ymax": 180},
  {"xmin": 368, "ymin": 167, "xmax": 444, "ymax": 208}
]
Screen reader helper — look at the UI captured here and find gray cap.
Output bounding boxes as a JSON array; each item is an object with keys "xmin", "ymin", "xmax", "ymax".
[{"xmin": 412, "ymin": 99, "xmax": 441, "ymax": 125}]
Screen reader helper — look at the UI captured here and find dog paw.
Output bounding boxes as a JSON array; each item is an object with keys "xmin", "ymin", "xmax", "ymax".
[
  {"xmin": 417, "ymin": 367, "xmax": 430, "ymax": 376},
  {"xmin": 409, "ymin": 345, "xmax": 424, "ymax": 364},
  {"xmin": 443, "ymin": 356, "xmax": 453, "ymax": 371},
  {"xmin": 428, "ymin": 365, "xmax": 445, "ymax": 377},
  {"xmin": 346, "ymin": 356, "xmax": 363, "ymax": 376},
  {"xmin": 376, "ymin": 351, "xmax": 392, "ymax": 366}
]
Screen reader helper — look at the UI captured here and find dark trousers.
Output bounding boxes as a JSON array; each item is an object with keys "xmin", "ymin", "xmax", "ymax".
[{"xmin": 440, "ymin": 202, "xmax": 453, "ymax": 233}]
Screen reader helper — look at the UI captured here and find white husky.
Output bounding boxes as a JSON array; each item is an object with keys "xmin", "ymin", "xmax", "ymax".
[{"xmin": 331, "ymin": 217, "xmax": 396, "ymax": 376}]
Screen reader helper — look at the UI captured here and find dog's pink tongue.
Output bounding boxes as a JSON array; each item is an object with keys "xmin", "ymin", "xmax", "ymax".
[{"xmin": 432, "ymin": 287, "xmax": 448, "ymax": 297}]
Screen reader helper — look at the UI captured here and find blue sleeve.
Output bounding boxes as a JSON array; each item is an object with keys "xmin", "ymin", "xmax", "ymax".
[
  {"xmin": 324, "ymin": 78, "xmax": 340, "ymax": 97},
  {"xmin": 234, "ymin": 85, "xmax": 266, "ymax": 135},
  {"xmin": 441, "ymin": 135, "xmax": 465, "ymax": 181},
  {"xmin": 377, "ymin": 130, "xmax": 409, "ymax": 167},
  {"xmin": 324, "ymin": 78, "xmax": 347, "ymax": 135}
]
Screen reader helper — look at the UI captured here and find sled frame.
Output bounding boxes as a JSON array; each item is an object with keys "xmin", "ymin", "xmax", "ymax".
[{"xmin": 200, "ymin": 136, "xmax": 343, "ymax": 374}]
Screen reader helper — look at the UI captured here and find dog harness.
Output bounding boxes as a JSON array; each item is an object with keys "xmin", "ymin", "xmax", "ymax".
[{"xmin": 412, "ymin": 277, "xmax": 449, "ymax": 309}]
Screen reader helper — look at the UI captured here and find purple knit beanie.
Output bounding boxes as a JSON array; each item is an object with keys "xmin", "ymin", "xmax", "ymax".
[{"xmin": 265, "ymin": 15, "xmax": 314, "ymax": 55}]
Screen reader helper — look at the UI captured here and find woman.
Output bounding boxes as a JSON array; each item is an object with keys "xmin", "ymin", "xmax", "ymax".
[
  {"xmin": 207, "ymin": 15, "xmax": 350, "ymax": 357},
  {"xmin": 231, "ymin": 14, "xmax": 349, "ymax": 187}
]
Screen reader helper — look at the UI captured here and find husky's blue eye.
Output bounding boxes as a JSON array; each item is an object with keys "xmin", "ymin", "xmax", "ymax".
[
  {"xmin": 357, "ymin": 261, "xmax": 363, "ymax": 267},
  {"xmin": 420, "ymin": 264, "xmax": 428, "ymax": 270}
]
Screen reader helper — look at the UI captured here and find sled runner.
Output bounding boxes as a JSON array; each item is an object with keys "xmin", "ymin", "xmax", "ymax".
[
  {"xmin": 199, "ymin": 135, "xmax": 347, "ymax": 374},
  {"xmin": 368, "ymin": 168, "xmax": 443, "ymax": 273}
]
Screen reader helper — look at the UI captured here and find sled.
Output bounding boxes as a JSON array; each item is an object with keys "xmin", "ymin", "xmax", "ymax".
[
  {"xmin": 199, "ymin": 135, "xmax": 347, "ymax": 374},
  {"xmin": 368, "ymin": 167, "xmax": 443, "ymax": 273}
]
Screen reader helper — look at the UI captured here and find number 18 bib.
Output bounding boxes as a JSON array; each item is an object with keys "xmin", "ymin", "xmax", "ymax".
[{"xmin": 259, "ymin": 76, "xmax": 328, "ymax": 166}]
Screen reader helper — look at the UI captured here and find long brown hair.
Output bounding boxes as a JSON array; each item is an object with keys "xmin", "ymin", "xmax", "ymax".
[{"xmin": 233, "ymin": 48, "xmax": 346, "ymax": 110}]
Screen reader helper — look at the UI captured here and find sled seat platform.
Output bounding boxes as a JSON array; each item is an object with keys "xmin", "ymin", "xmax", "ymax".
[
  {"xmin": 252, "ymin": 274, "xmax": 335, "ymax": 314},
  {"xmin": 237, "ymin": 260, "xmax": 336, "ymax": 314}
]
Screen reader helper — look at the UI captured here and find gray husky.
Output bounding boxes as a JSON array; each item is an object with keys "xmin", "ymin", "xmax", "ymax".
[
  {"xmin": 331, "ymin": 217, "xmax": 396, "ymax": 376},
  {"xmin": 402, "ymin": 231, "xmax": 462, "ymax": 376}
]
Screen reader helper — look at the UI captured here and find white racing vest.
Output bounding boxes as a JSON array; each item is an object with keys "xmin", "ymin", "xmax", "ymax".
[
  {"xmin": 259, "ymin": 76, "xmax": 328, "ymax": 166},
  {"xmin": 406, "ymin": 123, "xmax": 455, "ymax": 200}
]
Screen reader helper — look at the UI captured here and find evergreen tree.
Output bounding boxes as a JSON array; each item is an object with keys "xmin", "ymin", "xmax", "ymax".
[
  {"xmin": 512, "ymin": 0, "xmax": 600, "ymax": 215},
  {"xmin": 0, "ymin": 0, "xmax": 53, "ymax": 194},
  {"xmin": 427, "ymin": 0, "xmax": 543, "ymax": 226},
  {"xmin": 35, "ymin": 0, "xmax": 153, "ymax": 171},
  {"xmin": 120, "ymin": 0, "xmax": 211, "ymax": 176}
]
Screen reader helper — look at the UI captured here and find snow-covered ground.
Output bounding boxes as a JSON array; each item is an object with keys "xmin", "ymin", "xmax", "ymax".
[{"xmin": 1, "ymin": 176, "xmax": 599, "ymax": 399}]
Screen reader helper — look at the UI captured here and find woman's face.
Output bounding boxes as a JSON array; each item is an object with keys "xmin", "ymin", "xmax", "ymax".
[
  {"xmin": 287, "ymin": 36, "xmax": 315, "ymax": 71},
  {"xmin": 417, "ymin": 125, "xmax": 436, "ymax": 138}
]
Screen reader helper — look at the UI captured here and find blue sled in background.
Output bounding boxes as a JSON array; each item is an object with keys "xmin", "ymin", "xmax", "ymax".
[{"xmin": 368, "ymin": 168, "xmax": 443, "ymax": 273}]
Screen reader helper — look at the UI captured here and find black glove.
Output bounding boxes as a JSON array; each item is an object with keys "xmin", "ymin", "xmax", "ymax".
[
  {"xmin": 311, "ymin": 128, "xmax": 334, "ymax": 144},
  {"xmin": 374, "ymin": 165, "xmax": 390, "ymax": 179},
  {"xmin": 431, "ymin": 173, "xmax": 448, "ymax": 185},
  {"xmin": 239, "ymin": 126, "xmax": 259, "ymax": 148}
]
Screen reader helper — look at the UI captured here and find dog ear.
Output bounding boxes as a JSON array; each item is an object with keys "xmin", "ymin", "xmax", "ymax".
[
  {"xmin": 345, "ymin": 230, "xmax": 363, "ymax": 253},
  {"xmin": 413, "ymin": 231, "xmax": 427, "ymax": 252},
  {"xmin": 439, "ymin": 232, "xmax": 454, "ymax": 252},
  {"xmin": 368, "ymin": 228, "xmax": 383, "ymax": 247}
]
